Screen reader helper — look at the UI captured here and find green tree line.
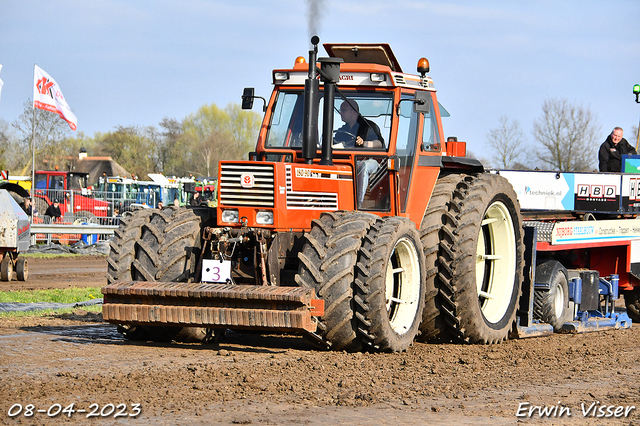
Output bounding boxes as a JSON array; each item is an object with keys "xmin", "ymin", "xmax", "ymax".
[{"xmin": 0, "ymin": 101, "xmax": 261, "ymax": 180}]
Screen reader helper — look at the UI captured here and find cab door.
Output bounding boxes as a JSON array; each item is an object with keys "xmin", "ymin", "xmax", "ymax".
[{"xmin": 395, "ymin": 91, "xmax": 441, "ymax": 226}]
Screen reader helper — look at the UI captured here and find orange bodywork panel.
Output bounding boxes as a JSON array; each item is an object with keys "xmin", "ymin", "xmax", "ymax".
[
  {"xmin": 401, "ymin": 155, "xmax": 440, "ymax": 228},
  {"xmin": 218, "ymin": 161, "xmax": 355, "ymax": 232}
]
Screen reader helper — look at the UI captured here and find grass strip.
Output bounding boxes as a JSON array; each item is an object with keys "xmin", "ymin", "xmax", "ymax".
[
  {"xmin": 0, "ymin": 305, "xmax": 102, "ymax": 318},
  {"xmin": 0, "ymin": 287, "xmax": 103, "ymax": 318},
  {"xmin": 0, "ymin": 287, "xmax": 102, "ymax": 304}
]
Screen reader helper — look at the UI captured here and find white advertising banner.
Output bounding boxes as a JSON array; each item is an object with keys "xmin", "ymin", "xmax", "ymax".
[{"xmin": 551, "ymin": 219, "xmax": 640, "ymax": 245}]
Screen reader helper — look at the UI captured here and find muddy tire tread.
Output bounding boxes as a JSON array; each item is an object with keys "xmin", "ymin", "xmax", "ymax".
[
  {"xmin": 354, "ymin": 216, "xmax": 426, "ymax": 352},
  {"xmin": 418, "ymin": 174, "xmax": 461, "ymax": 342},
  {"xmin": 437, "ymin": 173, "xmax": 524, "ymax": 344},
  {"xmin": 296, "ymin": 211, "xmax": 378, "ymax": 351}
]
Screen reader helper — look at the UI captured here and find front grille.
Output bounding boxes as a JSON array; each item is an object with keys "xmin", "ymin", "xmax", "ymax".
[{"xmin": 219, "ymin": 163, "xmax": 274, "ymax": 207}]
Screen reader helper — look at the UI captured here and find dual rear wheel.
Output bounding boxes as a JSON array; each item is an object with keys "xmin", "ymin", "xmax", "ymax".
[{"xmin": 419, "ymin": 173, "xmax": 524, "ymax": 344}]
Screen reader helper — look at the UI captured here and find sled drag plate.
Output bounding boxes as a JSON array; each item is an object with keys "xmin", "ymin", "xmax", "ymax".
[{"xmin": 101, "ymin": 281, "xmax": 324, "ymax": 333}]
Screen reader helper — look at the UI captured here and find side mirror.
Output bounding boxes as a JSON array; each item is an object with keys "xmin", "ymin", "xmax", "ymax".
[
  {"xmin": 241, "ymin": 87, "xmax": 255, "ymax": 110},
  {"xmin": 413, "ymin": 91, "xmax": 431, "ymax": 114}
]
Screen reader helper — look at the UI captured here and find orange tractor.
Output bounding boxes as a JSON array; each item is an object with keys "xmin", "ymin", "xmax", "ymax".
[{"xmin": 102, "ymin": 37, "xmax": 525, "ymax": 351}]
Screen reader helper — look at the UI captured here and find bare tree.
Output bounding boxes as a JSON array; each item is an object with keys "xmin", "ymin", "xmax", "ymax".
[
  {"xmin": 11, "ymin": 98, "xmax": 71, "ymax": 171},
  {"xmin": 181, "ymin": 103, "xmax": 260, "ymax": 177},
  {"xmin": 0, "ymin": 118, "xmax": 23, "ymax": 172},
  {"xmin": 94, "ymin": 125, "xmax": 157, "ymax": 179},
  {"xmin": 533, "ymin": 97, "xmax": 601, "ymax": 171},
  {"xmin": 486, "ymin": 116, "xmax": 525, "ymax": 169}
]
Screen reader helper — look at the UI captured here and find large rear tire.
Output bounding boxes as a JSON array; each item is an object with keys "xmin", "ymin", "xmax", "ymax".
[
  {"xmin": 296, "ymin": 211, "xmax": 378, "ymax": 351},
  {"xmin": 418, "ymin": 174, "xmax": 460, "ymax": 342},
  {"xmin": 354, "ymin": 217, "xmax": 426, "ymax": 352},
  {"xmin": 437, "ymin": 174, "xmax": 524, "ymax": 344},
  {"xmin": 533, "ymin": 260, "xmax": 570, "ymax": 331},
  {"xmin": 623, "ymin": 287, "xmax": 640, "ymax": 322},
  {"xmin": 131, "ymin": 206, "xmax": 208, "ymax": 342}
]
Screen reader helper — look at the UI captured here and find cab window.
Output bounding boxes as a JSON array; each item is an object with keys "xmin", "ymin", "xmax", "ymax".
[{"xmin": 421, "ymin": 93, "xmax": 441, "ymax": 152}]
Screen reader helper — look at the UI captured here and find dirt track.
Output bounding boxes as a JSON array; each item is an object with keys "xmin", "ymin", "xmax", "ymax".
[{"xmin": 0, "ymin": 256, "xmax": 639, "ymax": 425}]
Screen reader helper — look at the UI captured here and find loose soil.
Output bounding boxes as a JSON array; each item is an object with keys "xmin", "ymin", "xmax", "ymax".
[{"xmin": 0, "ymin": 256, "xmax": 639, "ymax": 425}]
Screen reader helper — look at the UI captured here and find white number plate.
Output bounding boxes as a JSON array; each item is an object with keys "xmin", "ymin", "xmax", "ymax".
[{"xmin": 201, "ymin": 259, "xmax": 232, "ymax": 283}]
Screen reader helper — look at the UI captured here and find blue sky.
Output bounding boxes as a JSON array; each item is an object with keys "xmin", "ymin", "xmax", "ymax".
[{"xmin": 1, "ymin": 1, "xmax": 639, "ymax": 166}]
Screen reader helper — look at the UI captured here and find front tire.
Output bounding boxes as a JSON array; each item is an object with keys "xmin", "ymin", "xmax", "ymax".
[
  {"xmin": 107, "ymin": 209, "xmax": 154, "ymax": 340},
  {"xmin": 131, "ymin": 206, "xmax": 208, "ymax": 342},
  {"xmin": 107, "ymin": 209, "xmax": 153, "ymax": 285},
  {"xmin": 296, "ymin": 211, "xmax": 378, "ymax": 351},
  {"xmin": 354, "ymin": 217, "xmax": 426, "ymax": 352},
  {"xmin": 438, "ymin": 174, "xmax": 524, "ymax": 344}
]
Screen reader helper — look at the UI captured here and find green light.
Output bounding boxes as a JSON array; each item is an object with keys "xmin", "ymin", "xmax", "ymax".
[{"xmin": 634, "ymin": 84, "xmax": 640, "ymax": 95}]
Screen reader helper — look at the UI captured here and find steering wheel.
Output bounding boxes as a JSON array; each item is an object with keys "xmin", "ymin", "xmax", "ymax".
[{"xmin": 333, "ymin": 129, "xmax": 356, "ymax": 146}]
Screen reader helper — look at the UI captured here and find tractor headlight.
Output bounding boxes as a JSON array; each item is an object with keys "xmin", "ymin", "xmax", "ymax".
[
  {"xmin": 256, "ymin": 210, "xmax": 274, "ymax": 225},
  {"xmin": 221, "ymin": 209, "xmax": 239, "ymax": 223}
]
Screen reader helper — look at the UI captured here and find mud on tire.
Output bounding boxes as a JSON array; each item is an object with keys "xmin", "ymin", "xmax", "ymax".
[
  {"xmin": 436, "ymin": 173, "xmax": 524, "ymax": 344},
  {"xmin": 106, "ymin": 209, "xmax": 154, "ymax": 340},
  {"xmin": 354, "ymin": 216, "xmax": 426, "ymax": 352},
  {"xmin": 418, "ymin": 174, "xmax": 461, "ymax": 342},
  {"xmin": 107, "ymin": 209, "xmax": 154, "ymax": 285},
  {"xmin": 129, "ymin": 206, "xmax": 209, "ymax": 342},
  {"xmin": 296, "ymin": 211, "xmax": 378, "ymax": 351}
]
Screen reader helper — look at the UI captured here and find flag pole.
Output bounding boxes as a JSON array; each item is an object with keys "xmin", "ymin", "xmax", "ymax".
[{"xmin": 30, "ymin": 65, "xmax": 36, "ymax": 222}]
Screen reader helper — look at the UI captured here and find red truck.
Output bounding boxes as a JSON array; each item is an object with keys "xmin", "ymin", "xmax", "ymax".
[{"xmin": 32, "ymin": 170, "xmax": 112, "ymax": 222}]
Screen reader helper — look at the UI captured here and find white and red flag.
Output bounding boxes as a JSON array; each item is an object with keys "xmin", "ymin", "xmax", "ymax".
[{"xmin": 33, "ymin": 65, "xmax": 77, "ymax": 130}]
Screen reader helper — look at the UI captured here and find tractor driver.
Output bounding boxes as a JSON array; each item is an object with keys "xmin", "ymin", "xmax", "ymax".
[
  {"xmin": 334, "ymin": 100, "xmax": 385, "ymax": 208},
  {"xmin": 334, "ymin": 100, "xmax": 383, "ymax": 149}
]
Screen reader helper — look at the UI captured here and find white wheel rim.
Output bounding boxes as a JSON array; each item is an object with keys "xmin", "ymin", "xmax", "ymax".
[
  {"xmin": 385, "ymin": 237, "xmax": 421, "ymax": 335},
  {"xmin": 476, "ymin": 201, "xmax": 517, "ymax": 324},
  {"xmin": 554, "ymin": 279, "xmax": 565, "ymax": 319}
]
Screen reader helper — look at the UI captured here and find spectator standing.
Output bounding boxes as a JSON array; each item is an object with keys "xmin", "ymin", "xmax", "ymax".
[
  {"xmin": 45, "ymin": 199, "xmax": 62, "ymax": 222},
  {"xmin": 599, "ymin": 127, "xmax": 637, "ymax": 172},
  {"xmin": 190, "ymin": 191, "xmax": 201, "ymax": 206},
  {"xmin": 22, "ymin": 197, "xmax": 37, "ymax": 217}
]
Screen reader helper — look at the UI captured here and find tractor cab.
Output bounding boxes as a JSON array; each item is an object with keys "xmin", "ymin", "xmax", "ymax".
[{"xmin": 239, "ymin": 39, "xmax": 462, "ymax": 225}]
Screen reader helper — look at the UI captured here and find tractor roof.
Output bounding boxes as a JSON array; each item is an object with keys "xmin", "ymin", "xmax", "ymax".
[{"xmin": 323, "ymin": 43, "xmax": 403, "ymax": 73}]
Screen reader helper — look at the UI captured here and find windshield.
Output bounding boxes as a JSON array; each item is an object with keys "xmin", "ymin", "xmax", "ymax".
[
  {"xmin": 265, "ymin": 90, "xmax": 393, "ymax": 150},
  {"xmin": 68, "ymin": 174, "xmax": 87, "ymax": 190}
]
